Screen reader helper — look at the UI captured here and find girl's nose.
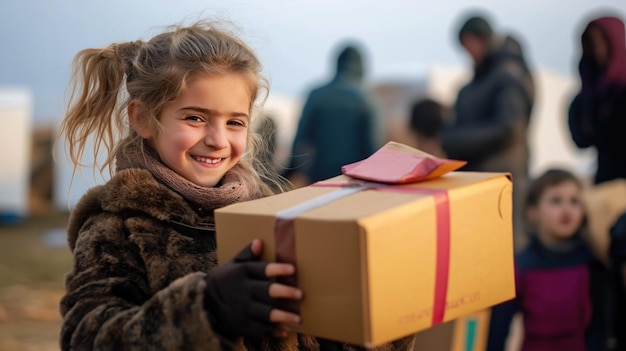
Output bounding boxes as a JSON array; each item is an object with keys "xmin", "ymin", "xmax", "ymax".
[{"xmin": 204, "ymin": 125, "xmax": 228, "ymax": 149}]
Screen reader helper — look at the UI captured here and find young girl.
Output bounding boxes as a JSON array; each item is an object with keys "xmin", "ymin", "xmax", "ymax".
[
  {"xmin": 487, "ymin": 169, "xmax": 593, "ymax": 351},
  {"xmin": 57, "ymin": 22, "xmax": 415, "ymax": 351}
]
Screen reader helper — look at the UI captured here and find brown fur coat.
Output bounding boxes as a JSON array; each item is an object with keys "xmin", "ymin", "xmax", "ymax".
[{"xmin": 59, "ymin": 168, "xmax": 415, "ymax": 351}]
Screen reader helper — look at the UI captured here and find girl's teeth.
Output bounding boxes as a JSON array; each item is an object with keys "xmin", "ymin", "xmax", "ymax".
[{"xmin": 196, "ymin": 157, "xmax": 222, "ymax": 164}]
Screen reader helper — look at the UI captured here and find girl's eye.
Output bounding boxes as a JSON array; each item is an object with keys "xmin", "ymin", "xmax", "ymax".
[
  {"xmin": 185, "ymin": 115, "xmax": 203, "ymax": 122},
  {"xmin": 228, "ymin": 120, "xmax": 246, "ymax": 127}
]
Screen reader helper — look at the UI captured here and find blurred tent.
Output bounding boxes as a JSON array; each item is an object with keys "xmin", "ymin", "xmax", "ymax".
[{"xmin": 0, "ymin": 88, "xmax": 32, "ymax": 223}]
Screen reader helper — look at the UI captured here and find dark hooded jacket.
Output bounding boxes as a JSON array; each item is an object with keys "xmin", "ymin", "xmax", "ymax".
[
  {"xmin": 287, "ymin": 45, "xmax": 377, "ymax": 183},
  {"xmin": 443, "ymin": 34, "xmax": 535, "ymax": 249},
  {"xmin": 443, "ymin": 34, "xmax": 534, "ymax": 175},
  {"xmin": 487, "ymin": 234, "xmax": 593, "ymax": 351},
  {"xmin": 568, "ymin": 16, "xmax": 626, "ymax": 184}
]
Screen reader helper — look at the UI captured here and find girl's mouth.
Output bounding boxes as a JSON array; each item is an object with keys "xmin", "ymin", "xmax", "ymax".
[{"xmin": 193, "ymin": 155, "xmax": 225, "ymax": 166}]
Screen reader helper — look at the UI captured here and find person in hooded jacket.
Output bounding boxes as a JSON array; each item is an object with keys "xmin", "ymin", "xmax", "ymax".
[
  {"xmin": 442, "ymin": 13, "xmax": 535, "ymax": 251},
  {"xmin": 568, "ymin": 15, "xmax": 626, "ymax": 185},
  {"xmin": 568, "ymin": 15, "xmax": 626, "ymax": 351},
  {"xmin": 285, "ymin": 43, "xmax": 378, "ymax": 184}
]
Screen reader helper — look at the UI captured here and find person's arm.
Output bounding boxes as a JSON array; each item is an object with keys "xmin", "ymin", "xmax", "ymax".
[
  {"xmin": 443, "ymin": 73, "xmax": 528, "ymax": 162},
  {"xmin": 60, "ymin": 215, "xmax": 223, "ymax": 351},
  {"xmin": 61, "ymin": 216, "xmax": 300, "ymax": 351},
  {"xmin": 567, "ymin": 93, "xmax": 596, "ymax": 148}
]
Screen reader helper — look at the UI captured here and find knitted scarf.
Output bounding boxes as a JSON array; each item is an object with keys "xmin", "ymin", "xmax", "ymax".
[{"xmin": 115, "ymin": 139, "xmax": 264, "ymax": 214}]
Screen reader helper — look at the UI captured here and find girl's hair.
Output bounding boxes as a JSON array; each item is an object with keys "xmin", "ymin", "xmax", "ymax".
[
  {"xmin": 58, "ymin": 21, "xmax": 285, "ymax": 191},
  {"xmin": 525, "ymin": 169, "xmax": 583, "ymax": 209}
]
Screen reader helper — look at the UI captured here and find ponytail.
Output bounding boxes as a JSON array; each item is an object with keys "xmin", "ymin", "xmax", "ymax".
[{"xmin": 58, "ymin": 41, "xmax": 141, "ymax": 173}]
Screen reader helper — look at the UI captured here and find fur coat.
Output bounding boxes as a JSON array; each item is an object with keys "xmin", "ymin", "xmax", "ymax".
[{"xmin": 59, "ymin": 167, "xmax": 416, "ymax": 351}]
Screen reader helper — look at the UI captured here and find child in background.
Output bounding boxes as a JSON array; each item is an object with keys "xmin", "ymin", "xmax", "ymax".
[
  {"xmin": 487, "ymin": 169, "xmax": 592, "ymax": 351},
  {"xmin": 57, "ymin": 21, "xmax": 415, "ymax": 351},
  {"xmin": 408, "ymin": 98, "xmax": 446, "ymax": 157}
]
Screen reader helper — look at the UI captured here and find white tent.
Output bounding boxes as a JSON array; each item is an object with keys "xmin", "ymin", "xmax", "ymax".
[{"xmin": 0, "ymin": 88, "xmax": 32, "ymax": 220}]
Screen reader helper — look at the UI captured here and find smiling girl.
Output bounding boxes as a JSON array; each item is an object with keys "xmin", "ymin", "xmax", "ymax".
[{"xmin": 57, "ymin": 21, "xmax": 414, "ymax": 351}]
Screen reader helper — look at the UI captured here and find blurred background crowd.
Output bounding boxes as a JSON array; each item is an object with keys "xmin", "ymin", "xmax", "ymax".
[{"xmin": 1, "ymin": 0, "xmax": 626, "ymax": 350}]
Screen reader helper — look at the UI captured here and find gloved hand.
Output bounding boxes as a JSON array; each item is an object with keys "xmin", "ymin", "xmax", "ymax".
[{"xmin": 204, "ymin": 239, "xmax": 302, "ymax": 340}]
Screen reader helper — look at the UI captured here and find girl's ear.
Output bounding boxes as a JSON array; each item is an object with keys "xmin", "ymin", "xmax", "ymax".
[{"xmin": 128, "ymin": 100, "xmax": 153, "ymax": 139}]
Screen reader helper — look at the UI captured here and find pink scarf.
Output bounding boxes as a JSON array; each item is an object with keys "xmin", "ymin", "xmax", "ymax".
[{"xmin": 115, "ymin": 139, "xmax": 264, "ymax": 213}]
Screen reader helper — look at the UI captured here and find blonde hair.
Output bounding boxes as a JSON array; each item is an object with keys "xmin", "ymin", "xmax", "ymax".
[{"xmin": 58, "ymin": 21, "xmax": 286, "ymax": 192}]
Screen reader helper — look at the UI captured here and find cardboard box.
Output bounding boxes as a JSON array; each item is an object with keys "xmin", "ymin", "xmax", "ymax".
[
  {"xmin": 215, "ymin": 172, "xmax": 515, "ymax": 347},
  {"xmin": 412, "ymin": 309, "xmax": 491, "ymax": 351}
]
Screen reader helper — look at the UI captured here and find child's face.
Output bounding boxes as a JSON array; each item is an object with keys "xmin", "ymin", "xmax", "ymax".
[
  {"xmin": 533, "ymin": 181, "xmax": 584, "ymax": 241},
  {"xmin": 145, "ymin": 73, "xmax": 251, "ymax": 187}
]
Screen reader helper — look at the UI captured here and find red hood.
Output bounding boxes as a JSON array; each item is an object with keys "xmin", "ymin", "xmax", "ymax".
[{"xmin": 582, "ymin": 16, "xmax": 626, "ymax": 88}]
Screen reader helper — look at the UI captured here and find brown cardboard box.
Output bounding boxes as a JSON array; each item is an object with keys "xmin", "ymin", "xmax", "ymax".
[{"xmin": 215, "ymin": 172, "xmax": 515, "ymax": 347}]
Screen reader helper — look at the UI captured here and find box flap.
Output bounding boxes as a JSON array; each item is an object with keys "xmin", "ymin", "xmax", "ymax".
[{"xmin": 342, "ymin": 142, "xmax": 466, "ymax": 184}]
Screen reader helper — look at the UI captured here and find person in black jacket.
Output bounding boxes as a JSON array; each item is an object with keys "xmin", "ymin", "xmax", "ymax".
[
  {"xmin": 443, "ymin": 13, "xmax": 535, "ymax": 250},
  {"xmin": 568, "ymin": 15, "xmax": 626, "ymax": 185},
  {"xmin": 610, "ymin": 212, "xmax": 626, "ymax": 350}
]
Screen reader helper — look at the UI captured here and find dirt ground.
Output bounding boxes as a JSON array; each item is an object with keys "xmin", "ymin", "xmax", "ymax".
[{"xmin": 0, "ymin": 211, "xmax": 71, "ymax": 351}]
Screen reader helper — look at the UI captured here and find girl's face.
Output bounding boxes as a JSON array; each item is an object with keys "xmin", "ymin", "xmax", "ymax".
[
  {"xmin": 531, "ymin": 181, "xmax": 585, "ymax": 242},
  {"xmin": 138, "ymin": 73, "xmax": 251, "ymax": 187}
]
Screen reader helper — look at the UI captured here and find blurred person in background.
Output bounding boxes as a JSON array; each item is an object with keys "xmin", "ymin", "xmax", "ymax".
[
  {"xmin": 568, "ymin": 14, "xmax": 626, "ymax": 351},
  {"xmin": 284, "ymin": 42, "xmax": 378, "ymax": 185},
  {"xmin": 568, "ymin": 15, "xmax": 626, "ymax": 185},
  {"xmin": 408, "ymin": 98, "xmax": 446, "ymax": 158},
  {"xmin": 487, "ymin": 170, "xmax": 595, "ymax": 351},
  {"xmin": 609, "ymin": 212, "xmax": 626, "ymax": 350},
  {"xmin": 442, "ymin": 13, "xmax": 535, "ymax": 251}
]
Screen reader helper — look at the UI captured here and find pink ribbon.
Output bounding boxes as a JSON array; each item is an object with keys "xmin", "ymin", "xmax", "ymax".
[{"xmin": 273, "ymin": 181, "xmax": 451, "ymax": 325}]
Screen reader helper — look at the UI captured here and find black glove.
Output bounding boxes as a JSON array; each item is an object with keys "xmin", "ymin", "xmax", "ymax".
[{"xmin": 204, "ymin": 243, "xmax": 278, "ymax": 340}]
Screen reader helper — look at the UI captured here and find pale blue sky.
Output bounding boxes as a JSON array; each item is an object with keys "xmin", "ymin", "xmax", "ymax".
[{"xmin": 1, "ymin": 0, "xmax": 625, "ymax": 123}]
